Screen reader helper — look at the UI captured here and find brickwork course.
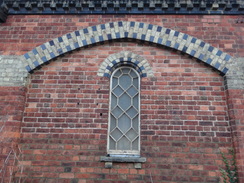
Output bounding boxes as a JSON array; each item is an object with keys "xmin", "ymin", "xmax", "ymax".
[{"xmin": 0, "ymin": 1, "xmax": 244, "ymax": 182}]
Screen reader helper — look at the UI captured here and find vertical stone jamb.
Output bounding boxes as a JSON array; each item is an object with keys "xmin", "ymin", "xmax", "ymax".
[
  {"xmin": 224, "ymin": 57, "xmax": 244, "ymax": 182},
  {"xmin": 0, "ymin": 55, "xmax": 28, "ymax": 182}
]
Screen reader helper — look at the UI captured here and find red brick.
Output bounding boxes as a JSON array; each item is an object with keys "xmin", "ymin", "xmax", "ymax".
[
  {"xmin": 59, "ymin": 173, "xmax": 74, "ymax": 178},
  {"xmin": 1, "ymin": 14, "xmax": 243, "ymax": 183}
]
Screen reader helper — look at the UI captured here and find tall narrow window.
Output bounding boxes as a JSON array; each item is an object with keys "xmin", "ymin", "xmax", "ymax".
[{"xmin": 108, "ymin": 67, "xmax": 140, "ymax": 156}]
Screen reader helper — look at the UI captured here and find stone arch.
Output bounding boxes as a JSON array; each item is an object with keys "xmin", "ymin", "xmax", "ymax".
[
  {"xmin": 97, "ymin": 51, "xmax": 153, "ymax": 78},
  {"xmin": 21, "ymin": 21, "xmax": 232, "ymax": 75}
]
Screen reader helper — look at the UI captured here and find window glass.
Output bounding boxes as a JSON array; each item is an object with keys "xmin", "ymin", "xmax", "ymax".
[{"xmin": 108, "ymin": 67, "xmax": 140, "ymax": 155}]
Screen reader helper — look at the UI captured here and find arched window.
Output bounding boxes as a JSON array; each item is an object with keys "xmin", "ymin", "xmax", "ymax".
[{"xmin": 108, "ymin": 66, "xmax": 140, "ymax": 156}]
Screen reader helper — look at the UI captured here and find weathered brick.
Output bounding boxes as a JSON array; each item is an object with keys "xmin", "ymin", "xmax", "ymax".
[{"xmin": 1, "ymin": 14, "xmax": 243, "ymax": 183}]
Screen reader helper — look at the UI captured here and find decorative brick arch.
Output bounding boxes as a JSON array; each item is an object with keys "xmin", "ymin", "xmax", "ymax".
[
  {"xmin": 98, "ymin": 51, "xmax": 153, "ymax": 78},
  {"xmin": 21, "ymin": 21, "xmax": 232, "ymax": 75}
]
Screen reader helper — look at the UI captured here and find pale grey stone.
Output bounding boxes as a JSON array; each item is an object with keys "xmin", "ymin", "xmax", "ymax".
[
  {"xmin": 225, "ymin": 57, "xmax": 244, "ymax": 89},
  {"xmin": 134, "ymin": 163, "xmax": 142, "ymax": 169},
  {"xmin": 0, "ymin": 55, "xmax": 28, "ymax": 86}
]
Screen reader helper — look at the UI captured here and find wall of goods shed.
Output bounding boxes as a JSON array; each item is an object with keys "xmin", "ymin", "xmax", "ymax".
[{"xmin": 0, "ymin": 14, "xmax": 244, "ymax": 183}]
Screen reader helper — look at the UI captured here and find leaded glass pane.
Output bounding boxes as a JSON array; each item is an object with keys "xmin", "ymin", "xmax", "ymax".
[
  {"xmin": 129, "ymin": 70, "xmax": 138, "ymax": 78},
  {"xmin": 109, "ymin": 137, "xmax": 116, "ymax": 149},
  {"xmin": 133, "ymin": 94, "xmax": 139, "ymax": 110},
  {"xmin": 113, "ymin": 86, "xmax": 123, "ymax": 97},
  {"xmin": 118, "ymin": 114, "xmax": 131, "ymax": 133},
  {"xmin": 127, "ymin": 86, "xmax": 138, "ymax": 97},
  {"xmin": 126, "ymin": 107, "xmax": 137, "ymax": 119},
  {"xmin": 114, "ymin": 69, "xmax": 122, "ymax": 77},
  {"xmin": 132, "ymin": 137, "xmax": 139, "ymax": 150},
  {"xmin": 118, "ymin": 93, "xmax": 131, "ymax": 110},
  {"xmin": 133, "ymin": 78, "xmax": 139, "ymax": 89},
  {"xmin": 111, "ymin": 106, "xmax": 123, "ymax": 118},
  {"xmin": 122, "ymin": 68, "xmax": 130, "ymax": 74},
  {"xmin": 132, "ymin": 115, "xmax": 139, "ymax": 131},
  {"xmin": 112, "ymin": 77, "xmax": 118, "ymax": 89},
  {"xmin": 111, "ymin": 128, "xmax": 123, "ymax": 141},
  {"xmin": 126, "ymin": 129, "xmax": 138, "ymax": 141},
  {"xmin": 110, "ymin": 115, "xmax": 116, "ymax": 131},
  {"xmin": 111, "ymin": 94, "xmax": 117, "ymax": 110},
  {"xmin": 119, "ymin": 75, "xmax": 131, "ymax": 90},
  {"xmin": 118, "ymin": 136, "xmax": 130, "ymax": 150}
]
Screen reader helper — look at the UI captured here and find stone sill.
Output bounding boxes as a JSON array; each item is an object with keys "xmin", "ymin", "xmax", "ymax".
[{"xmin": 100, "ymin": 156, "xmax": 146, "ymax": 169}]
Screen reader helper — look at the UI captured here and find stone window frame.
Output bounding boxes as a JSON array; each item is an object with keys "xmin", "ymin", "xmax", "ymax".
[
  {"xmin": 100, "ymin": 64, "xmax": 147, "ymax": 168},
  {"xmin": 107, "ymin": 66, "xmax": 141, "ymax": 156}
]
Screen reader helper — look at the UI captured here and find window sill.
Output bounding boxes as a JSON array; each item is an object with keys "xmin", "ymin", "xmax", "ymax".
[
  {"xmin": 100, "ymin": 156, "xmax": 146, "ymax": 163},
  {"xmin": 100, "ymin": 155, "xmax": 146, "ymax": 169}
]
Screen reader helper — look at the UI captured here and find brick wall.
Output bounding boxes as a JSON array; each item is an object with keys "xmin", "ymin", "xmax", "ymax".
[
  {"xmin": 0, "ymin": 86, "xmax": 26, "ymax": 183},
  {"xmin": 226, "ymin": 89, "xmax": 244, "ymax": 181},
  {"xmin": 0, "ymin": 15, "xmax": 243, "ymax": 57},
  {"xmin": 0, "ymin": 15, "xmax": 243, "ymax": 182},
  {"xmin": 18, "ymin": 43, "xmax": 231, "ymax": 182}
]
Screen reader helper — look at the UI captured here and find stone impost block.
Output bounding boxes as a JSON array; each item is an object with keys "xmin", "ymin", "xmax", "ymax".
[
  {"xmin": 0, "ymin": 55, "xmax": 28, "ymax": 86},
  {"xmin": 225, "ymin": 57, "xmax": 244, "ymax": 90}
]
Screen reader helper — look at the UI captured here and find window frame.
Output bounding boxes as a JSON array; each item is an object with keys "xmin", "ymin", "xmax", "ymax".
[{"xmin": 107, "ymin": 66, "xmax": 141, "ymax": 157}]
